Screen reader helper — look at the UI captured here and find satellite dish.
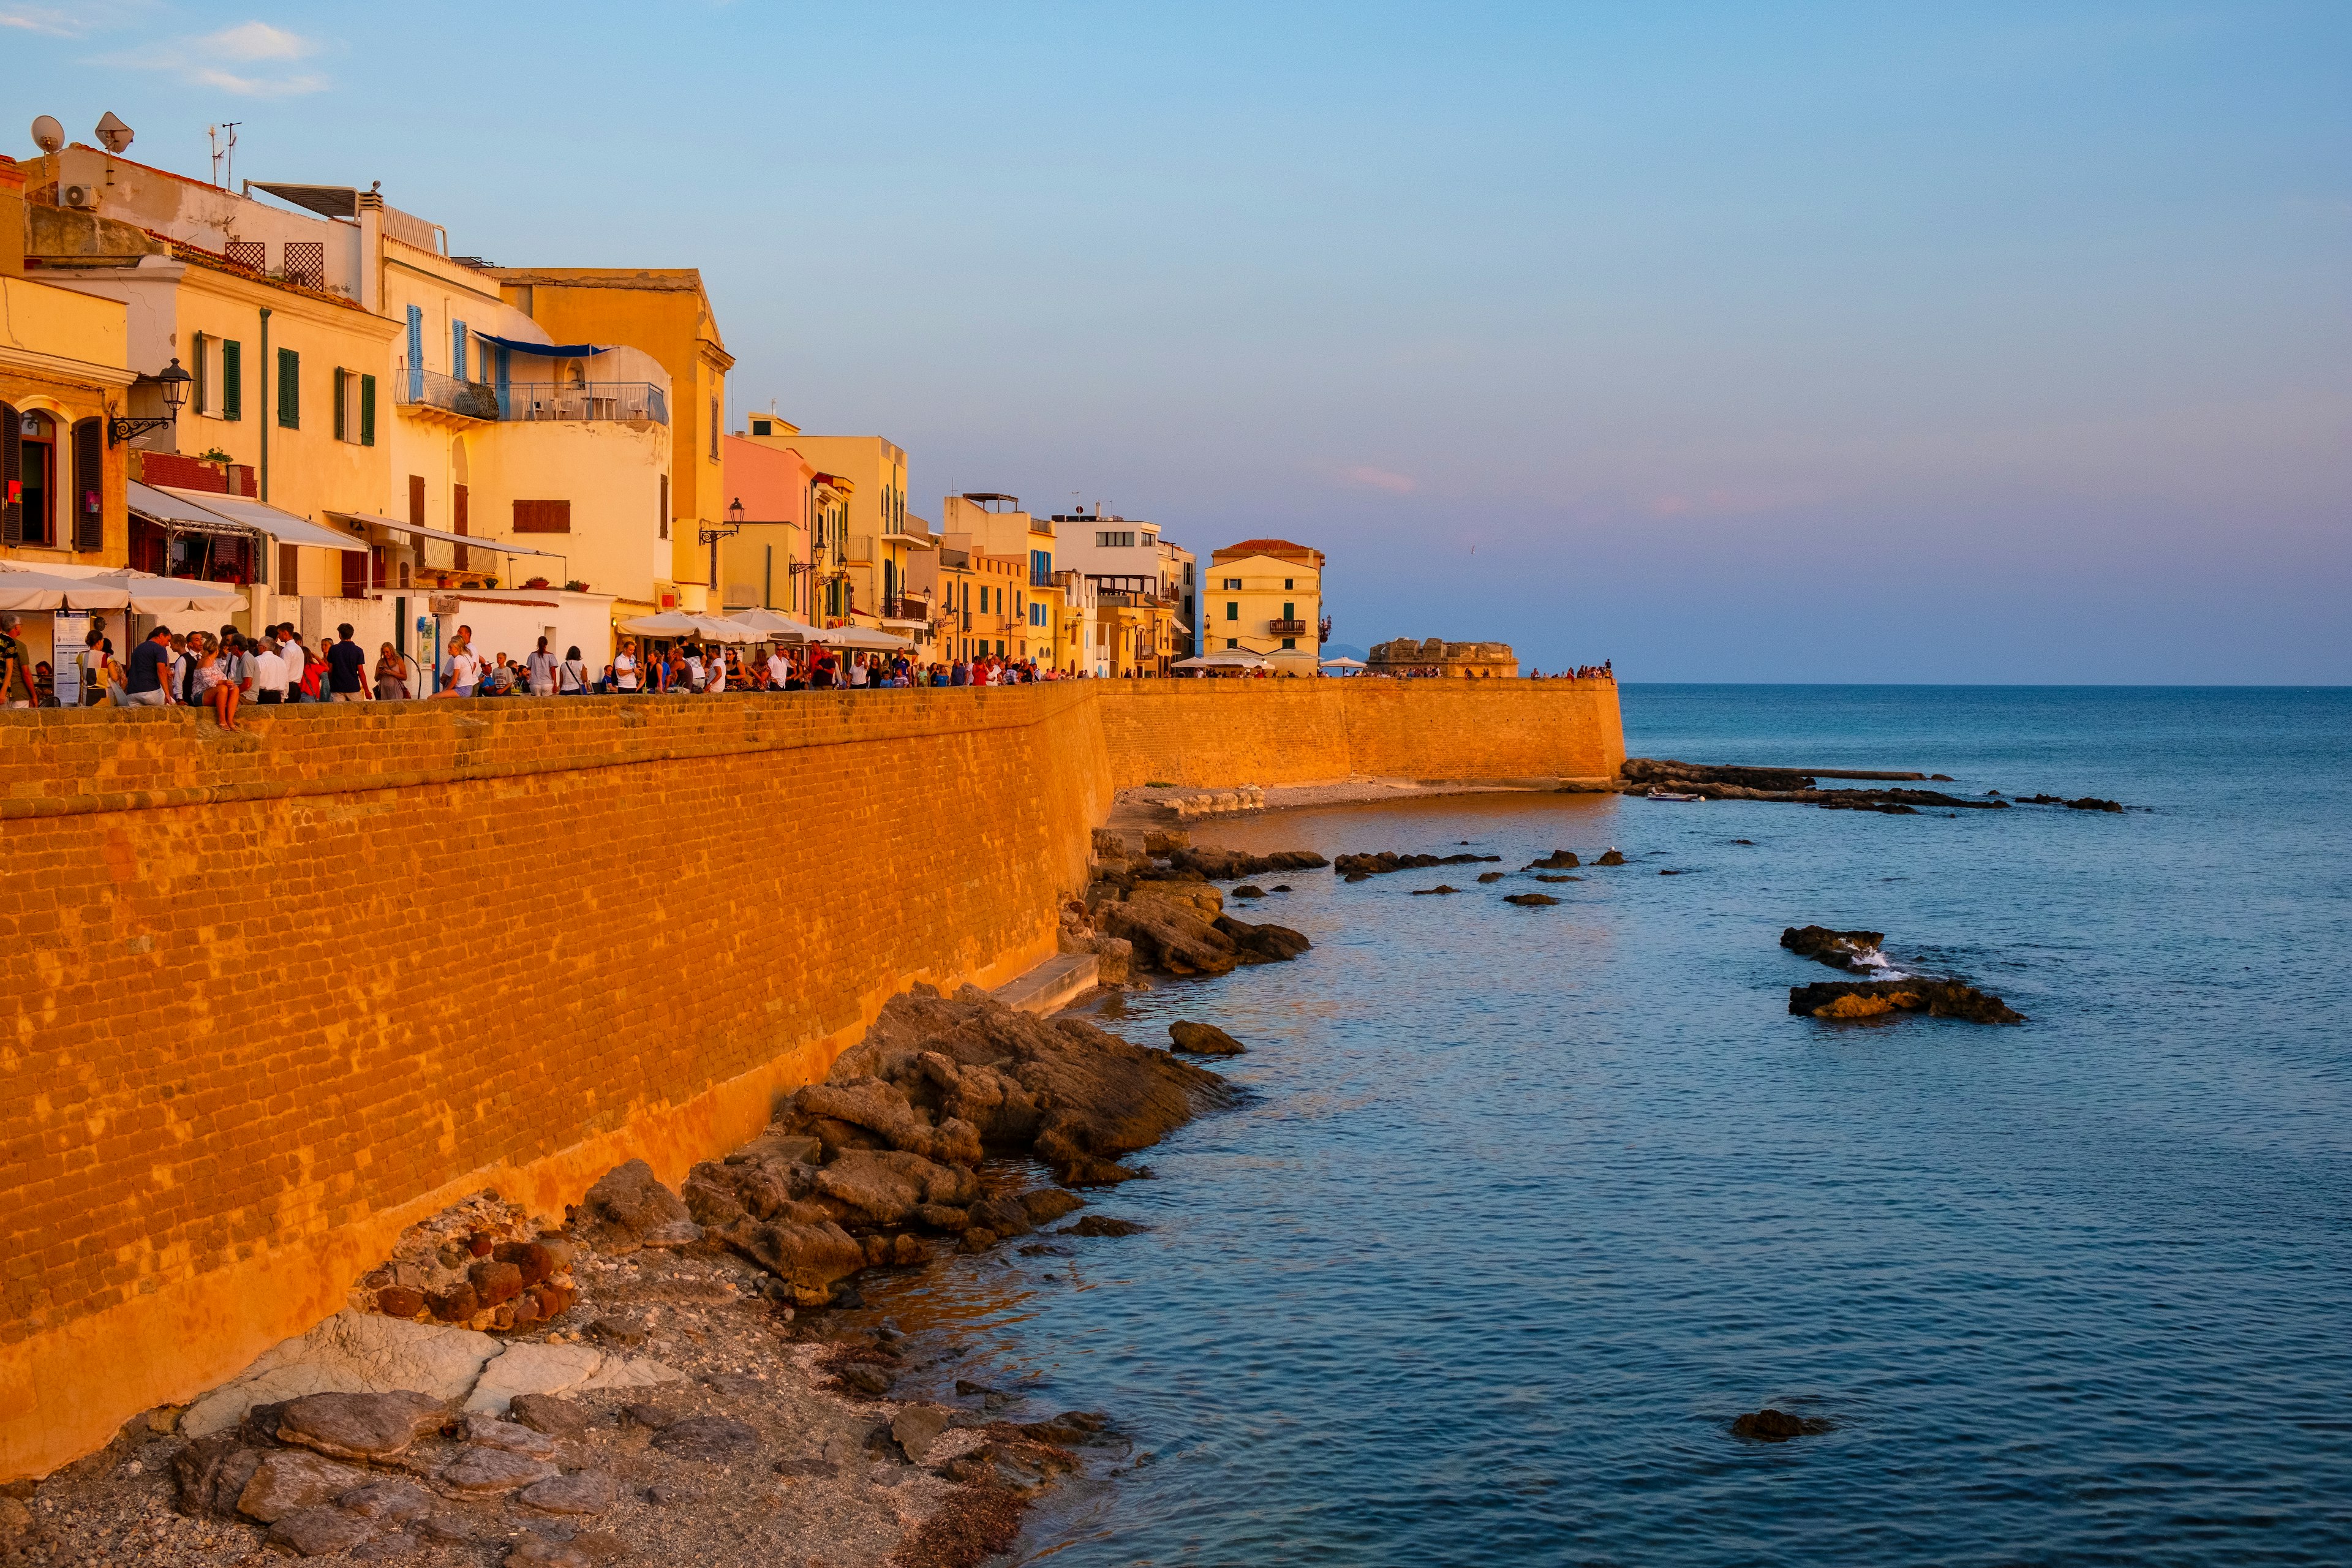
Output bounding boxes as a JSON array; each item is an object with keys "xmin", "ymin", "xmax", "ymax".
[
  {"xmin": 30, "ymin": 116, "xmax": 63, "ymax": 155},
  {"xmin": 95, "ymin": 111, "xmax": 133, "ymax": 154}
]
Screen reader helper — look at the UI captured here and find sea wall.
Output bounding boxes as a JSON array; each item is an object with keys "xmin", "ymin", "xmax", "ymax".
[{"xmin": 0, "ymin": 679, "xmax": 1621, "ymax": 1479}]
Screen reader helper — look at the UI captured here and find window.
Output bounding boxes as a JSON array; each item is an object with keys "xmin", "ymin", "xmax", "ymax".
[
  {"xmin": 191, "ymin": 332, "xmax": 208, "ymax": 414},
  {"xmin": 1224, "ymin": 602, "xmax": 1238, "ymax": 621},
  {"xmin": 1185, "ymin": 562, "xmax": 1194, "ymax": 584},
  {"xmin": 709, "ymin": 399, "xmax": 719, "ymax": 462},
  {"xmin": 1283, "ymin": 601, "xmax": 1295, "ymax": 620},
  {"xmin": 220, "ymin": 339, "xmax": 243, "ymax": 421},
  {"xmin": 1227, "ymin": 638, "xmax": 1238, "ymax": 650},
  {"xmin": 659, "ymin": 474, "xmax": 669, "ymax": 540},
  {"xmin": 334, "ymin": 369, "xmax": 350, "ymax": 441},
  {"xmin": 404, "ymin": 305, "xmax": 423, "ymax": 396},
  {"xmin": 1284, "ymin": 578, "xmax": 1294, "ymax": 590},
  {"xmin": 1282, "ymin": 638, "xmax": 1296, "ymax": 650},
  {"xmin": 9, "ymin": 409, "xmax": 54, "ymax": 547},
  {"xmin": 752, "ymin": 418, "xmax": 771, "ymax": 436},
  {"xmin": 1222, "ymin": 577, "xmax": 1240, "ymax": 590},
  {"xmin": 452, "ymin": 321, "xmax": 467, "ymax": 376},
  {"xmin": 71, "ymin": 419, "xmax": 101, "ymax": 552},
  {"xmin": 276, "ymin": 347, "xmax": 300, "ymax": 429},
  {"xmin": 1096, "ymin": 530, "xmax": 1134, "ymax": 549},
  {"xmin": 513, "ymin": 499, "xmax": 572, "ymax": 533},
  {"xmin": 359, "ymin": 375, "xmax": 375, "ymax": 446}
]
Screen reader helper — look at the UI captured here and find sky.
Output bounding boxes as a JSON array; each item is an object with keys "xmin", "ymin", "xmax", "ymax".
[{"xmin": 5, "ymin": 1, "xmax": 2347, "ymax": 681}]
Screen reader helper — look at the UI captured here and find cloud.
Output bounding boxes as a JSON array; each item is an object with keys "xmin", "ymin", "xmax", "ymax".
[
  {"xmin": 1341, "ymin": 465, "xmax": 1417, "ymax": 494},
  {"xmin": 1, "ymin": 4, "xmax": 94, "ymax": 34},
  {"xmin": 99, "ymin": 20, "xmax": 330, "ymax": 96}
]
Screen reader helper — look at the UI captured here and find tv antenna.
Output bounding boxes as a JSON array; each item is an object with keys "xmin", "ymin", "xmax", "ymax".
[{"xmin": 208, "ymin": 123, "xmax": 240, "ymax": 188}]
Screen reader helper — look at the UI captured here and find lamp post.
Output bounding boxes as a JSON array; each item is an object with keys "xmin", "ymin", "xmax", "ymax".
[
  {"xmin": 698, "ymin": 497, "xmax": 745, "ymax": 610},
  {"xmin": 109, "ymin": 356, "xmax": 191, "ymax": 447}
]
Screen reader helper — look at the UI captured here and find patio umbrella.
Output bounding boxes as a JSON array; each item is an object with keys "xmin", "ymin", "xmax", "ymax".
[
  {"xmin": 810, "ymin": 624, "xmax": 913, "ymax": 650},
  {"xmin": 725, "ymin": 606, "xmax": 823, "ymax": 639},
  {"xmin": 617, "ymin": 611, "xmax": 706, "ymax": 638},
  {"xmin": 687, "ymin": 615, "xmax": 768, "ymax": 644},
  {"xmin": 1319, "ymin": 655, "xmax": 1367, "ymax": 669},
  {"xmin": 0, "ymin": 568, "xmax": 133, "ymax": 612},
  {"xmin": 1174, "ymin": 648, "xmax": 1268, "ymax": 669}
]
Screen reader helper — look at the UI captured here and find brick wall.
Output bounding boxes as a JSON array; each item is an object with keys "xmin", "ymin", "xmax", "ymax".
[{"xmin": 0, "ymin": 679, "xmax": 1618, "ymax": 1479}]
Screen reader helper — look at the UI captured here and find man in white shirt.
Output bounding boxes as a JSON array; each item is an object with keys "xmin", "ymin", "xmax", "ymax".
[
  {"xmin": 706, "ymin": 650, "xmax": 726, "ymax": 693},
  {"xmin": 252, "ymin": 637, "xmax": 288, "ymax": 704},
  {"xmin": 278, "ymin": 625, "xmax": 307, "ymax": 700},
  {"xmin": 766, "ymin": 648, "xmax": 790, "ymax": 690}
]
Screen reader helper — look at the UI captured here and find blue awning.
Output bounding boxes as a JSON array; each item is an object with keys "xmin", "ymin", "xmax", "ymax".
[{"xmin": 473, "ymin": 331, "xmax": 611, "ymax": 357}]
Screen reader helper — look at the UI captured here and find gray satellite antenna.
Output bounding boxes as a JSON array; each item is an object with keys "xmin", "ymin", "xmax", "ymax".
[
  {"xmin": 95, "ymin": 112, "xmax": 133, "ymax": 154},
  {"xmin": 29, "ymin": 116, "xmax": 63, "ymax": 154}
]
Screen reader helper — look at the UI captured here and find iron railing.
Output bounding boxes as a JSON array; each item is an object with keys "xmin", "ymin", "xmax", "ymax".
[
  {"xmin": 397, "ymin": 368, "xmax": 501, "ymax": 421},
  {"xmin": 498, "ymin": 382, "xmax": 668, "ymax": 424},
  {"xmin": 1268, "ymin": 618, "xmax": 1310, "ymax": 636}
]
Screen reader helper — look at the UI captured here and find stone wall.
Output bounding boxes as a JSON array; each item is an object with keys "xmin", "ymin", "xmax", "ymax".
[{"xmin": 0, "ymin": 677, "xmax": 1621, "ymax": 1479}]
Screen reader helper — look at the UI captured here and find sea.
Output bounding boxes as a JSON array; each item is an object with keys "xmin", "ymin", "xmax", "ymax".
[{"xmin": 859, "ymin": 686, "xmax": 2352, "ymax": 1567}]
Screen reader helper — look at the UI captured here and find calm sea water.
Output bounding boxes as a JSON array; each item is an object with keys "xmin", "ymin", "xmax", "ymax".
[{"xmin": 864, "ymin": 687, "xmax": 2352, "ymax": 1566}]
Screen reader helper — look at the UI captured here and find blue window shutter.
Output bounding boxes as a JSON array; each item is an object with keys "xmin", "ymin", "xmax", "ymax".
[
  {"xmin": 495, "ymin": 347, "xmax": 510, "ymax": 417},
  {"xmin": 405, "ymin": 306, "xmax": 423, "ymax": 399},
  {"xmin": 452, "ymin": 321, "xmax": 467, "ymax": 378}
]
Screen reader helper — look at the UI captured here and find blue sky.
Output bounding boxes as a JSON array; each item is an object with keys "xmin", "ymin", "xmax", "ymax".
[{"xmin": 6, "ymin": 2, "xmax": 2346, "ymax": 680}]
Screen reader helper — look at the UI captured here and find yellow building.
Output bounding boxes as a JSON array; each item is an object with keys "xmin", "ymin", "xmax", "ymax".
[
  {"xmin": 1207, "ymin": 537, "xmax": 1325, "ymax": 676},
  {"xmin": 494, "ymin": 268, "xmax": 731, "ymax": 609},
  {"xmin": 937, "ymin": 492, "xmax": 1061, "ymax": 666},
  {"xmin": 740, "ymin": 425, "xmax": 932, "ymax": 634}
]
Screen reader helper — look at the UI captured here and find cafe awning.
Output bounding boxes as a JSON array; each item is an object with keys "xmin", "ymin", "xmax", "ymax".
[
  {"xmin": 472, "ymin": 331, "xmax": 612, "ymax": 358},
  {"xmin": 325, "ymin": 510, "xmax": 568, "ymax": 560},
  {"xmin": 143, "ymin": 485, "xmax": 366, "ymax": 551}
]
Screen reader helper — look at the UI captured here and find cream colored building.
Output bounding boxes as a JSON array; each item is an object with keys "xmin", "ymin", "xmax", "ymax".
[
  {"xmin": 1207, "ymin": 537, "xmax": 1325, "ymax": 675},
  {"xmin": 733, "ymin": 421, "xmax": 931, "ymax": 636}
]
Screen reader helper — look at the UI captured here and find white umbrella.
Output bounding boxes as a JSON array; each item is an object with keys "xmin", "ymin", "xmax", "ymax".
[
  {"xmin": 618, "ymin": 611, "xmax": 706, "ymax": 638},
  {"xmin": 0, "ymin": 568, "xmax": 132, "ymax": 612},
  {"xmin": 810, "ymin": 624, "xmax": 913, "ymax": 650},
  {"xmin": 726, "ymin": 606, "xmax": 823, "ymax": 639},
  {"xmin": 688, "ymin": 614, "xmax": 767, "ymax": 645},
  {"xmin": 1319, "ymin": 655, "xmax": 1367, "ymax": 669},
  {"xmin": 83, "ymin": 568, "xmax": 250, "ymax": 614},
  {"xmin": 1174, "ymin": 648, "xmax": 1268, "ymax": 669}
]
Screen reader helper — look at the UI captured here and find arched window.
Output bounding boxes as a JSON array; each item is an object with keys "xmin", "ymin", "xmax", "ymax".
[{"xmin": 15, "ymin": 410, "xmax": 57, "ymax": 548}]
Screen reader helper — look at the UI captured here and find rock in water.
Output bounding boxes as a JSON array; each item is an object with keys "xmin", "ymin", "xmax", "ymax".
[
  {"xmin": 1060, "ymin": 1216, "xmax": 1151, "ymax": 1237},
  {"xmin": 1595, "ymin": 850, "xmax": 1626, "ymax": 866},
  {"xmin": 1167, "ymin": 1020, "xmax": 1246, "ymax": 1055},
  {"xmin": 1504, "ymin": 894, "xmax": 1560, "ymax": 907},
  {"xmin": 1525, "ymin": 850, "xmax": 1580, "ymax": 869},
  {"xmin": 1730, "ymin": 1408, "xmax": 1833, "ymax": 1441},
  {"xmin": 1214, "ymin": 913, "xmax": 1311, "ymax": 962},
  {"xmin": 1780, "ymin": 925, "xmax": 1887, "ymax": 972},
  {"xmin": 1411, "ymin": 885, "xmax": 1461, "ymax": 896},
  {"xmin": 1476, "ymin": 872, "xmax": 1505, "ymax": 883},
  {"xmin": 1789, "ymin": 978, "xmax": 2024, "ymax": 1024}
]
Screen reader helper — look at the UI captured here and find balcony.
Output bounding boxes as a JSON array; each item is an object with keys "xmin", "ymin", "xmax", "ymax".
[
  {"xmin": 397, "ymin": 373, "xmax": 669, "ymax": 426},
  {"xmin": 1268, "ymin": 618, "xmax": 1310, "ymax": 636},
  {"xmin": 881, "ymin": 594, "xmax": 930, "ymax": 623},
  {"xmin": 498, "ymin": 382, "xmax": 668, "ymax": 424},
  {"xmin": 396, "ymin": 368, "xmax": 501, "ymax": 423}
]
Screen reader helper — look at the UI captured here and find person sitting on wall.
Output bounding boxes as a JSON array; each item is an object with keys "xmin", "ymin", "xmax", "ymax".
[{"xmin": 478, "ymin": 657, "xmax": 517, "ymax": 697}]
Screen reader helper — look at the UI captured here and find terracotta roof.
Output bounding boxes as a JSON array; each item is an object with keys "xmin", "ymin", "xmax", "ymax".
[{"xmin": 1211, "ymin": 538, "xmax": 1322, "ymax": 564}]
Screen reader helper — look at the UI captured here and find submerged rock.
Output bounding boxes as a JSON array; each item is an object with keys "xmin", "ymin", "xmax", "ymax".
[
  {"xmin": 1730, "ymin": 1408, "xmax": 1834, "ymax": 1441},
  {"xmin": 1411, "ymin": 884, "xmax": 1462, "ymax": 896},
  {"xmin": 1168, "ymin": 1020, "xmax": 1246, "ymax": 1055},
  {"xmin": 1525, "ymin": 850, "xmax": 1580, "ymax": 870},
  {"xmin": 1595, "ymin": 850, "xmax": 1627, "ymax": 867},
  {"xmin": 1333, "ymin": 850, "xmax": 1503, "ymax": 878},
  {"xmin": 1167, "ymin": 846, "xmax": 1330, "ymax": 881},
  {"xmin": 1504, "ymin": 894, "xmax": 1561, "ymax": 907}
]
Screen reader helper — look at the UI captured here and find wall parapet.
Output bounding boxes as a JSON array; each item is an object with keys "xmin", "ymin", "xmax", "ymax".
[{"xmin": 0, "ymin": 679, "xmax": 1622, "ymax": 1480}]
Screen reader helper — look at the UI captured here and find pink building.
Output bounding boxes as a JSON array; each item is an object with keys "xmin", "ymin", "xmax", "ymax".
[{"xmin": 717, "ymin": 432, "xmax": 829, "ymax": 619}]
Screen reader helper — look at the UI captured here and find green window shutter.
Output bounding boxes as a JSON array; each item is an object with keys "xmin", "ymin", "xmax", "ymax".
[
  {"xmin": 192, "ymin": 333, "xmax": 208, "ymax": 414},
  {"xmin": 333, "ymin": 368, "xmax": 347, "ymax": 441},
  {"xmin": 221, "ymin": 341, "xmax": 242, "ymax": 421},
  {"xmin": 359, "ymin": 375, "xmax": 376, "ymax": 446},
  {"xmin": 277, "ymin": 348, "xmax": 299, "ymax": 429}
]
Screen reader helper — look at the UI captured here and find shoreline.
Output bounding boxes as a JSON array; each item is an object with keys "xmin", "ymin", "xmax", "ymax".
[{"xmin": 1105, "ymin": 774, "xmax": 1614, "ymax": 837}]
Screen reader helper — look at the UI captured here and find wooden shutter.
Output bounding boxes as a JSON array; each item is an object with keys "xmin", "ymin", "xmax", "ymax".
[
  {"xmin": 658, "ymin": 474, "xmax": 669, "ymax": 539},
  {"xmin": 1, "ymin": 402, "xmax": 19, "ymax": 548},
  {"xmin": 512, "ymin": 499, "xmax": 570, "ymax": 533},
  {"xmin": 72, "ymin": 419, "xmax": 102, "ymax": 552},
  {"xmin": 221, "ymin": 342, "xmax": 242, "ymax": 421},
  {"xmin": 408, "ymin": 474, "xmax": 425, "ymax": 527},
  {"xmin": 359, "ymin": 375, "xmax": 375, "ymax": 446},
  {"xmin": 280, "ymin": 545, "xmax": 300, "ymax": 592},
  {"xmin": 453, "ymin": 483, "xmax": 469, "ymax": 570},
  {"xmin": 341, "ymin": 550, "xmax": 366, "ymax": 598},
  {"xmin": 333, "ymin": 368, "xmax": 348, "ymax": 441},
  {"xmin": 192, "ymin": 333, "xmax": 208, "ymax": 415},
  {"xmin": 277, "ymin": 348, "xmax": 299, "ymax": 428}
]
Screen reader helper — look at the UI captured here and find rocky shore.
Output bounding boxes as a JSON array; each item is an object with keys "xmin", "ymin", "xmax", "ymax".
[
  {"xmin": 2, "ymin": 981, "xmax": 1251, "ymax": 1568},
  {"xmin": 1619, "ymin": 759, "xmax": 2132, "ymax": 815},
  {"xmin": 1781, "ymin": 926, "xmax": 2026, "ymax": 1023}
]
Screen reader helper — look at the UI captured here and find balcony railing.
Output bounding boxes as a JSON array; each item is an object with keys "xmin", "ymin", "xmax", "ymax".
[
  {"xmin": 881, "ymin": 595, "xmax": 930, "ymax": 622},
  {"xmin": 1268, "ymin": 617, "xmax": 1310, "ymax": 636},
  {"xmin": 398, "ymin": 368, "xmax": 501, "ymax": 421},
  {"xmin": 397, "ymin": 372, "xmax": 669, "ymax": 425},
  {"xmin": 499, "ymin": 382, "xmax": 668, "ymax": 424}
]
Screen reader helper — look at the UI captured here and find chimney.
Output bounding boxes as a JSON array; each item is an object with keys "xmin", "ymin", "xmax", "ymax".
[
  {"xmin": 356, "ymin": 181, "xmax": 383, "ymax": 313},
  {"xmin": 0, "ymin": 156, "xmax": 24, "ymax": 277}
]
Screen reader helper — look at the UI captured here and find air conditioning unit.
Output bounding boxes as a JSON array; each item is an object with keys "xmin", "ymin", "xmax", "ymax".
[{"xmin": 62, "ymin": 184, "xmax": 98, "ymax": 209}]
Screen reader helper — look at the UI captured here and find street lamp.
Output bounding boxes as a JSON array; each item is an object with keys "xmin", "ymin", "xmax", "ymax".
[
  {"xmin": 699, "ymin": 497, "xmax": 747, "ymax": 609},
  {"xmin": 728, "ymin": 498, "xmax": 745, "ymax": 529},
  {"xmin": 109, "ymin": 356, "xmax": 191, "ymax": 447}
]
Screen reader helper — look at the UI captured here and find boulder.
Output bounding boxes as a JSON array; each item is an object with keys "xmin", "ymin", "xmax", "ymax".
[
  {"xmin": 516, "ymin": 1470, "xmax": 619, "ymax": 1515},
  {"xmin": 1099, "ymin": 898, "xmax": 1240, "ymax": 976},
  {"xmin": 1476, "ymin": 872, "xmax": 1504, "ymax": 883},
  {"xmin": 266, "ymin": 1504, "xmax": 375, "ymax": 1557},
  {"xmin": 1411, "ymin": 886, "xmax": 1461, "ymax": 897},
  {"xmin": 1595, "ymin": 850, "xmax": 1626, "ymax": 866},
  {"xmin": 784, "ymin": 1079, "xmax": 984, "ymax": 1167},
  {"xmin": 1213, "ymin": 913, "xmax": 1311, "ymax": 962},
  {"xmin": 274, "ymin": 1391, "xmax": 447, "ymax": 1461},
  {"xmin": 1504, "ymin": 894, "xmax": 1560, "ymax": 907},
  {"xmin": 236, "ymin": 1450, "xmax": 368, "ymax": 1523},
  {"xmin": 464, "ymin": 1414, "xmax": 558, "ymax": 1458},
  {"xmin": 815, "ymin": 1148, "xmax": 983, "ymax": 1224},
  {"xmin": 891, "ymin": 1404, "xmax": 952, "ymax": 1464},
  {"xmin": 1019, "ymin": 1189, "xmax": 1085, "ymax": 1226},
  {"xmin": 1525, "ymin": 850, "xmax": 1579, "ymax": 869},
  {"xmin": 720, "ymin": 1219, "xmax": 868, "ymax": 1305},
  {"xmin": 171, "ymin": 1436, "xmax": 263, "ymax": 1519},
  {"xmin": 469, "ymin": 1258, "xmax": 525, "ymax": 1307},
  {"xmin": 1167, "ymin": 1021, "xmax": 1245, "ymax": 1055},
  {"xmin": 439, "ymin": 1447, "xmax": 558, "ymax": 1495},
  {"xmin": 568, "ymin": 1160, "xmax": 700, "ymax": 1254},
  {"xmin": 1060, "ymin": 1216, "xmax": 1150, "ymax": 1238},
  {"xmin": 335, "ymin": 1479, "xmax": 435, "ymax": 1521},
  {"xmin": 966, "ymin": 1195, "xmax": 1036, "ymax": 1239}
]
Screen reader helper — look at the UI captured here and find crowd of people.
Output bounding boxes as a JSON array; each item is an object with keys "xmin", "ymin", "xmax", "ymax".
[
  {"xmin": 1526, "ymin": 661, "xmax": 1615, "ymax": 680},
  {"xmin": 0, "ymin": 612, "xmax": 377, "ymax": 728}
]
